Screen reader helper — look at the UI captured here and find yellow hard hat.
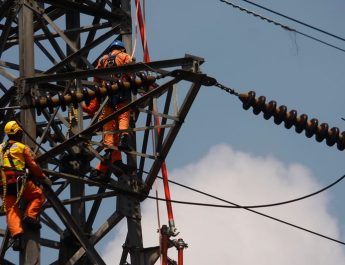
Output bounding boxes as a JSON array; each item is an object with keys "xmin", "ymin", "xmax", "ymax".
[{"xmin": 4, "ymin": 121, "xmax": 22, "ymax": 135}]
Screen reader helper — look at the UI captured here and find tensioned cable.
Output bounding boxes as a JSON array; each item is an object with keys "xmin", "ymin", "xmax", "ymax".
[
  {"xmin": 143, "ymin": 170, "xmax": 345, "ymax": 208},
  {"xmin": 149, "ymin": 174, "xmax": 345, "ymax": 209},
  {"xmin": 219, "ymin": 0, "xmax": 345, "ymax": 54},
  {"xmin": 146, "ymin": 192, "xmax": 345, "ymax": 246},
  {"xmin": 235, "ymin": 0, "xmax": 345, "ymax": 43},
  {"xmin": 140, "ymin": 170, "xmax": 345, "ymax": 245}
]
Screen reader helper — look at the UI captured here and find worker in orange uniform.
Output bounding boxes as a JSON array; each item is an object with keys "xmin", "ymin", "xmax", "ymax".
[
  {"xmin": 0, "ymin": 120, "xmax": 52, "ymax": 250},
  {"xmin": 83, "ymin": 40, "xmax": 132, "ymax": 181}
]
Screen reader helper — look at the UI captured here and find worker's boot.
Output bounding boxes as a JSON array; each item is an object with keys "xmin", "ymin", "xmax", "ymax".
[
  {"xmin": 11, "ymin": 234, "xmax": 23, "ymax": 251},
  {"xmin": 89, "ymin": 169, "xmax": 108, "ymax": 182},
  {"xmin": 89, "ymin": 169, "xmax": 104, "ymax": 181},
  {"xmin": 23, "ymin": 216, "xmax": 42, "ymax": 230},
  {"xmin": 118, "ymin": 133, "xmax": 129, "ymax": 150},
  {"xmin": 113, "ymin": 160, "xmax": 130, "ymax": 172},
  {"xmin": 103, "ymin": 149, "xmax": 112, "ymax": 161},
  {"xmin": 113, "ymin": 160, "xmax": 136, "ymax": 176}
]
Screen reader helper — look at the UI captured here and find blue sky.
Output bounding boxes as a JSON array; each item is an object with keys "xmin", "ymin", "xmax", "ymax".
[
  {"xmin": 140, "ymin": 0, "xmax": 345, "ymax": 214},
  {"xmin": 2, "ymin": 0, "xmax": 345, "ymax": 263}
]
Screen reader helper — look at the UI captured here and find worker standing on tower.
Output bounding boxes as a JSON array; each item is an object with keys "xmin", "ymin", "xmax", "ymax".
[
  {"xmin": 0, "ymin": 120, "xmax": 51, "ymax": 250},
  {"xmin": 83, "ymin": 40, "xmax": 133, "ymax": 181}
]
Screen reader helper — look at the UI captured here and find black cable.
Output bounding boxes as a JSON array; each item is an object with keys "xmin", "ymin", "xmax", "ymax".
[
  {"xmin": 141, "ymin": 171, "xmax": 345, "ymax": 245},
  {"xmin": 219, "ymin": 0, "xmax": 345, "ymax": 54},
  {"xmin": 151, "ymin": 174, "xmax": 345, "ymax": 209},
  {"xmin": 236, "ymin": 0, "xmax": 345, "ymax": 43}
]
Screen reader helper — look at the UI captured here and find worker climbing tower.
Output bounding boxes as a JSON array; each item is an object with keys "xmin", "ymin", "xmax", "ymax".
[{"xmin": 0, "ymin": 0, "xmax": 215, "ymax": 264}]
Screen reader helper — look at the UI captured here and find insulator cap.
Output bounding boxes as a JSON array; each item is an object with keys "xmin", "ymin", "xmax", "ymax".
[
  {"xmin": 326, "ymin": 127, "xmax": 339, "ymax": 146},
  {"xmin": 82, "ymin": 87, "xmax": 90, "ymax": 106},
  {"xmin": 58, "ymin": 92, "xmax": 67, "ymax": 111},
  {"xmin": 253, "ymin": 96, "xmax": 266, "ymax": 115},
  {"xmin": 284, "ymin": 110, "xmax": 297, "ymax": 129},
  {"xmin": 239, "ymin": 91, "xmax": 256, "ymax": 110},
  {"xmin": 46, "ymin": 93, "xmax": 54, "ymax": 114},
  {"xmin": 337, "ymin": 132, "xmax": 345, "ymax": 151},
  {"xmin": 263, "ymin": 100, "xmax": 276, "ymax": 120},
  {"xmin": 295, "ymin": 114, "xmax": 308, "ymax": 134},
  {"xmin": 315, "ymin": 123, "xmax": 329, "ymax": 142},
  {"xmin": 305, "ymin": 118, "xmax": 318, "ymax": 138},
  {"xmin": 274, "ymin": 105, "xmax": 287, "ymax": 125},
  {"xmin": 70, "ymin": 90, "xmax": 79, "ymax": 109}
]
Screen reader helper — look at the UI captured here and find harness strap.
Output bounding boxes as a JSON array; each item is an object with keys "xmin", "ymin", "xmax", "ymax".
[
  {"xmin": 0, "ymin": 142, "xmax": 10, "ymax": 214},
  {"xmin": 6, "ymin": 145, "xmax": 16, "ymax": 169},
  {"xmin": 0, "ymin": 142, "xmax": 27, "ymax": 214}
]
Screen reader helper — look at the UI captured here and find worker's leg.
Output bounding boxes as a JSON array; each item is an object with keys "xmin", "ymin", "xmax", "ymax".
[
  {"xmin": 5, "ymin": 195, "xmax": 23, "ymax": 237},
  {"xmin": 97, "ymin": 112, "xmax": 119, "ymax": 172},
  {"xmin": 117, "ymin": 101, "xmax": 130, "ymax": 131},
  {"xmin": 97, "ymin": 122, "xmax": 122, "ymax": 172},
  {"xmin": 95, "ymin": 104, "xmax": 130, "ymax": 176},
  {"xmin": 103, "ymin": 119, "xmax": 116, "ymax": 147},
  {"xmin": 22, "ymin": 181, "xmax": 45, "ymax": 220},
  {"xmin": 117, "ymin": 101, "xmax": 131, "ymax": 149}
]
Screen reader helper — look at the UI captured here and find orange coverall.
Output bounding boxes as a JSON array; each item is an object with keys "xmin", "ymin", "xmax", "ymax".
[
  {"xmin": 83, "ymin": 49, "xmax": 132, "ymax": 173},
  {"xmin": 0, "ymin": 140, "xmax": 45, "ymax": 238}
]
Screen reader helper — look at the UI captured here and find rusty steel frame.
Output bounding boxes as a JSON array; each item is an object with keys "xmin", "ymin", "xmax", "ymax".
[{"xmin": 0, "ymin": 1, "xmax": 213, "ymax": 264}]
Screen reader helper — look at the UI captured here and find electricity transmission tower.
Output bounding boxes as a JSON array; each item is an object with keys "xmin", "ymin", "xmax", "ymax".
[{"xmin": 0, "ymin": 0, "xmax": 215, "ymax": 264}]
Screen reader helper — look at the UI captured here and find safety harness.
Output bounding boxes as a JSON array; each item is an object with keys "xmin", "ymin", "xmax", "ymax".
[
  {"xmin": 0, "ymin": 142, "xmax": 27, "ymax": 214},
  {"xmin": 102, "ymin": 52, "xmax": 131, "ymax": 107}
]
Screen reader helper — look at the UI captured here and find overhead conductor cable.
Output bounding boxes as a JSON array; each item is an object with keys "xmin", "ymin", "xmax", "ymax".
[{"xmin": 219, "ymin": 0, "xmax": 345, "ymax": 54}]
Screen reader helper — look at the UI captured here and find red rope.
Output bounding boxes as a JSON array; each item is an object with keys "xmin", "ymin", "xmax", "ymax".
[
  {"xmin": 134, "ymin": 0, "xmax": 175, "ymax": 226},
  {"xmin": 178, "ymin": 247, "xmax": 184, "ymax": 265},
  {"xmin": 135, "ymin": 3, "xmax": 178, "ymax": 264},
  {"xmin": 135, "ymin": 0, "xmax": 150, "ymax": 63}
]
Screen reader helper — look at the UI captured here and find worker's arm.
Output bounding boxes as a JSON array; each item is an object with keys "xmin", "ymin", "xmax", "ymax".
[
  {"xmin": 82, "ymin": 97, "xmax": 100, "ymax": 115},
  {"xmin": 116, "ymin": 52, "xmax": 132, "ymax": 66},
  {"xmin": 24, "ymin": 146, "xmax": 52, "ymax": 186},
  {"xmin": 94, "ymin": 55, "xmax": 107, "ymax": 84}
]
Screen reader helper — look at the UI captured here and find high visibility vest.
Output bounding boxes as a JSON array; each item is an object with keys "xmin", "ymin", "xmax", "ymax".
[{"xmin": 0, "ymin": 142, "xmax": 26, "ymax": 171}]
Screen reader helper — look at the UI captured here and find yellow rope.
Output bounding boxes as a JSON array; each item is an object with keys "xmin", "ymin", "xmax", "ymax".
[
  {"xmin": 0, "ymin": 169, "xmax": 7, "ymax": 214},
  {"xmin": 67, "ymin": 106, "xmax": 79, "ymax": 136},
  {"xmin": 13, "ymin": 174, "xmax": 26, "ymax": 207}
]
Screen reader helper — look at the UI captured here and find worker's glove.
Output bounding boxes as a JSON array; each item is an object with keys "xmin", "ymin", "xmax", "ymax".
[{"xmin": 41, "ymin": 177, "xmax": 52, "ymax": 187}]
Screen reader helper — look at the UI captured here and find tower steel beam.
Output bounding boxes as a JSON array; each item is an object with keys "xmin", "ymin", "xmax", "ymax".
[
  {"xmin": 18, "ymin": 0, "xmax": 40, "ymax": 264},
  {"xmin": 0, "ymin": 0, "xmax": 209, "ymax": 263},
  {"xmin": 42, "ymin": 0, "xmax": 130, "ymax": 23},
  {"xmin": 0, "ymin": 6, "xmax": 17, "ymax": 57},
  {"xmin": 43, "ymin": 185, "xmax": 106, "ymax": 265},
  {"xmin": 0, "ymin": 0, "xmax": 14, "ymax": 20},
  {"xmin": 44, "ymin": 24, "xmax": 121, "ymax": 74},
  {"xmin": 25, "ymin": 56, "xmax": 201, "ymax": 84}
]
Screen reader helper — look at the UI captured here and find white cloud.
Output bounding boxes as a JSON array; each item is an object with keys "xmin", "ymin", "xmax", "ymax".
[{"xmin": 102, "ymin": 144, "xmax": 345, "ymax": 264}]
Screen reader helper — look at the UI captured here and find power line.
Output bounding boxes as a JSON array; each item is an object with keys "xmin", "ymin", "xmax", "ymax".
[
  {"xmin": 152, "ymin": 174, "xmax": 345, "ymax": 209},
  {"xmin": 219, "ymin": 0, "xmax": 345, "ymax": 54},
  {"xmin": 236, "ymin": 0, "xmax": 345, "ymax": 43},
  {"xmin": 147, "ymin": 174, "xmax": 345, "ymax": 246}
]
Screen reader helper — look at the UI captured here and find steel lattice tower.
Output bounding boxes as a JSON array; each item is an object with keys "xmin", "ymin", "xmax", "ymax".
[{"xmin": 0, "ymin": 1, "xmax": 215, "ymax": 264}]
